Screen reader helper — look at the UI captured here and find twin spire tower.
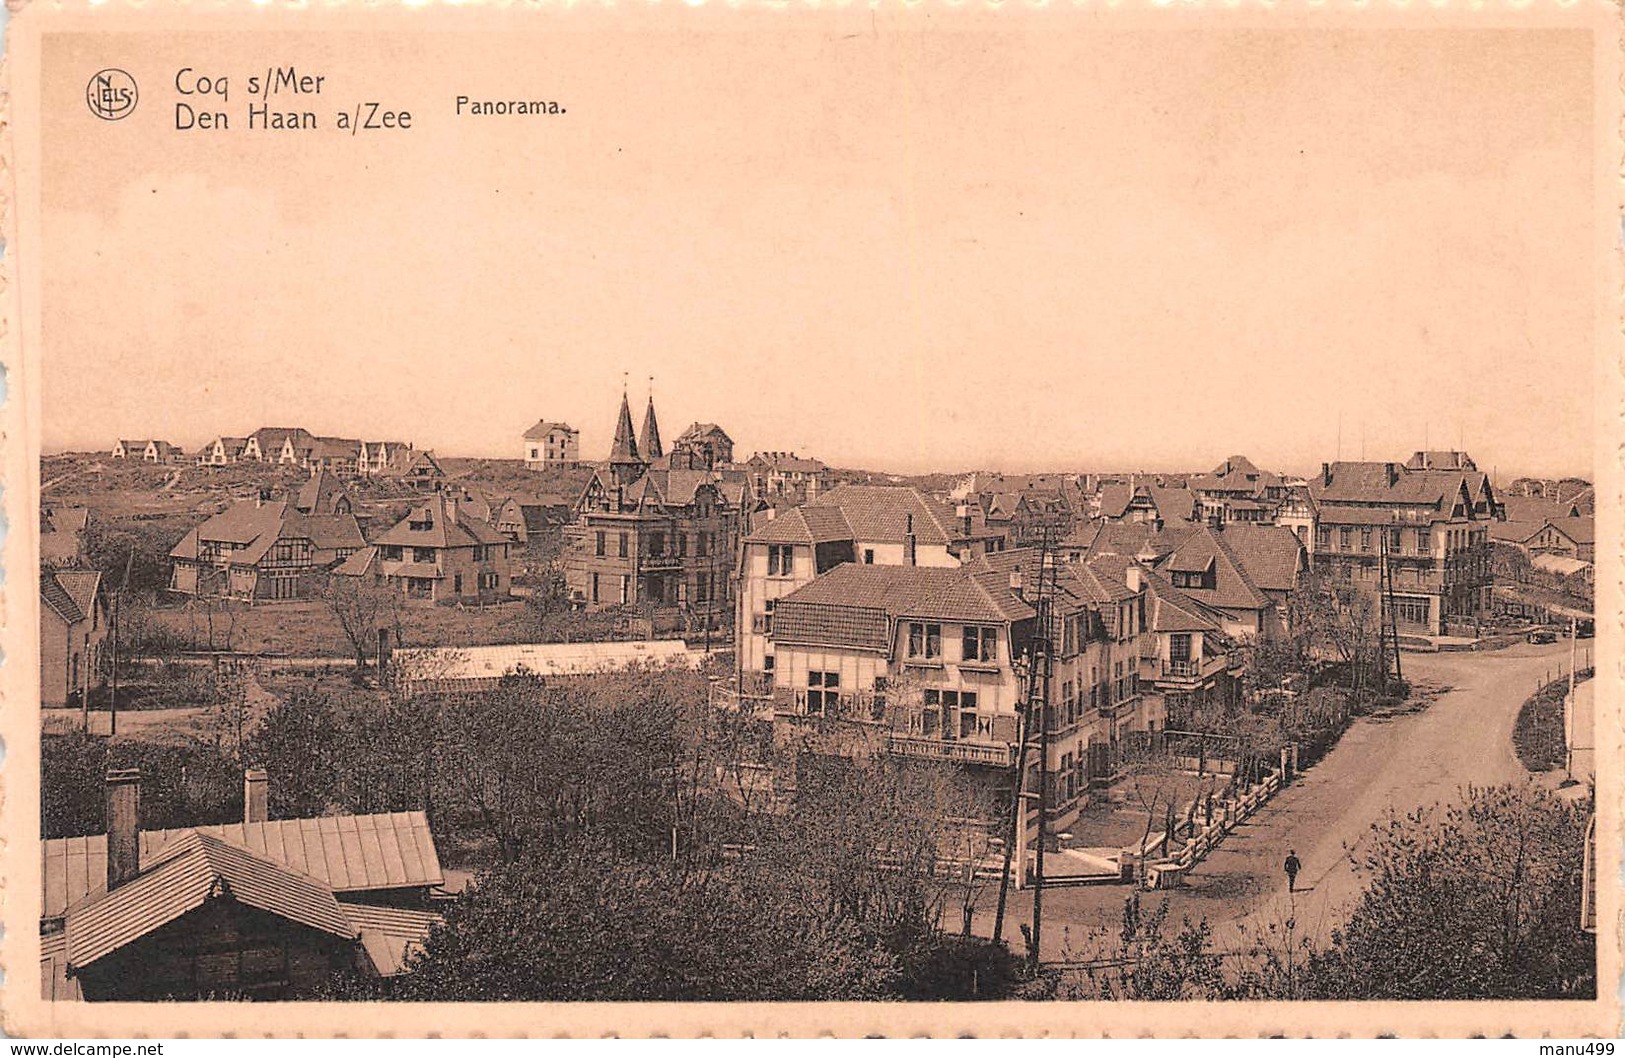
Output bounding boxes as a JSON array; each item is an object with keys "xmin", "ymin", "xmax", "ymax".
[{"xmin": 610, "ymin": 377, "xmax": 664, "ymax": 486}]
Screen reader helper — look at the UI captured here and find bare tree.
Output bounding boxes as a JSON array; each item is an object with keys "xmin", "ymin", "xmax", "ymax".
[{"xmin": 322, "ymin": 573, "xmax": 400, "ymax": 675}]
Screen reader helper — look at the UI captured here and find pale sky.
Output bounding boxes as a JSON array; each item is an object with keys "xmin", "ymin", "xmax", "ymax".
[{"xmin": 41, "ymin": 26, "xmax": 1595, "ymax": 479}]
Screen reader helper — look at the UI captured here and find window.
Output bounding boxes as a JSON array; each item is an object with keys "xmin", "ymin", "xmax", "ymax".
[
  {"xmin": 591, "ymin": 572, "xmax": 600, "ymax": 604},
  {"xmin": 479, "ymin": 571, "xmax": 499, "ymax": 591},
  {"xmin": 767, "ymin": 545, "xmax": 796, "ymax": 577},
  {"xmin": 961, "ymin": 625, "xmax": 997, "ymax": 663},
  {"xmin": 594, "ymin": 531, "xmax": 606, "ymax": 558},
  {"xmin": 907, "ymin": 622, "xmax": 942, "ymax": 659},
  {"xmin": 453, "ymin": 573, "xmax": 463, "ymax": 595},
  {"xmin": 1389, "ymin": 527, "xmax": 1403, "ymax": 553},
  {"xmin": 618, "ymin": 533, "xmax": 629, "ymax": 558},
  {"xmin": 619, "ymin": 574, "xmax": 630, "ymax": 604},
  {"xmin": 1316, "ymin": 526, "xmax": 1331, "ymax": 548},
  {"xmin": 1416, "ymin": 528, "xmax": 1432, "ymax": 555},
  {"xmin": 1339, "ymin": 527, "xmax": 1352, "ymax": 550},
  {"xmin": 871, "ymin": 676, "xmax": 888, "ymax": 719},
  {"xmin": 1359, "ymin": 528, "xmax": 1372, "ymax": 552},
  {"xmin": 413, "ymin": 547, "xmax": 436, "ymax": 564},
  {"xmin": 863, "ymin": 549, "xmax": 875, "ymax": 564},
  {"xmin": 1394, "ymin": 596, "xmax": 1430, "ymax": 626},
  {"xmin": 806, "ymin": 671, "xmax": 840, "ymax": 715}
]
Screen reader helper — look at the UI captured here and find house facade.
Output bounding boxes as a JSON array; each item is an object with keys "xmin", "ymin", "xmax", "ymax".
[
  {"xmin": 1309, "ymin": 458, "xmax": 1498, "ymax": 636},
  {"xmin": 763, "ymin": 549, "xmax": 1162, "ymax": 839},
  {"xmin": 562, "ymin": 394, "xmax": 744, "ymax": 624},
  {"xmin": 735, "ymin": 484, "xmax": 1007, "ymax": 701},
  {"xmin": 744, "ymin": 451, "xmax": 829, "ymax": 504},
  {"xmin": 41, "ymin": 568, "xmax": 108, "ymax": 708},
  {"xmin": 168, "ymin": 499, "xmax": 366, "ymax": 601},
  {"xmin": 336, "ymin": 493, "xmax": 512, "ymax": 604},
  {"xmin": 522, "ymin": 421, "xmax": 581, "ymax": 469}
]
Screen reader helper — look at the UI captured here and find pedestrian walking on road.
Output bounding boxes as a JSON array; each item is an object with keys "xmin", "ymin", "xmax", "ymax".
[{"xmin": 1284, "ymin": 850, "xmax": 1302, "ymax": 893}]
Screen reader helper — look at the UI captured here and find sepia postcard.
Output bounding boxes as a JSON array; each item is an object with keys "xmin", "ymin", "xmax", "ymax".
[{"xmin": 2, "ymin": 0, "xmax": 1621, "ymax": 1038}]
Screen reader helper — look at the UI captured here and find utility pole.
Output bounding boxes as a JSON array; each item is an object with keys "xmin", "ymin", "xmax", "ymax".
[
  {"xmin": 993, "ymin": 527, "xmax": 1058, "ymax": 955},
  {"xmin": 110, "ymin": 549, "xmax": 134, "ymax": 737}
]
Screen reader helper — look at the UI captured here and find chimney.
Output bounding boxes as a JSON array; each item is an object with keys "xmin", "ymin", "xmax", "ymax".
[
  {"xmin": 1384, "ymin": 462, "xmax": 1397, "ymax": 487},
  {"xmin": 1126, "ymin": 564, "xmax": 1143, "ymax": 593},
  {"xmin": 105, "ymin": 768, "xmax": 141, "ymax": 891},
  {"xmin": 903, "ymin": 512, "xmax": 917, "ymax": 566},
  {"xmin": 445, "ymin": 492, "xmax": 459, "ymax": 524},
  {"xmin": 957, "ymin": 503, "xmax": 973, "ymax": 536},
  {"xmin": 1321, "ymin": 462, "xmax": 1332, "ymax": 487},
  {"xmin": 1009, "ymin": 569, "xmax": 1024, "ymax": 597},
  {"xmin": 244, "ymin": 767, "xmax": 269, "ymax": 824}
]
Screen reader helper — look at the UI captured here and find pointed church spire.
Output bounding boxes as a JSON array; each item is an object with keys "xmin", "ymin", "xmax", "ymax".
[
  {"xmin": 640, "ymin": 380, "xmax": 664, "ymax": 464},
  {"xmin": 609, "ymin": 390, "xmax": 642, "ymax": 466}
]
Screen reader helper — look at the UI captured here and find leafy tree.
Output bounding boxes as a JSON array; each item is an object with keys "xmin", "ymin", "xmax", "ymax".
[
  {"xmin": 1056, "ymin": 895, "xmax": 1227, "ymax": 1000},
  {"xmin": 1306, "ymin": 782, "xmax": 1594, "ymax": 999},
  {"xmin": 386, "ymin": 842, "xmax": 898, "ymax": 1001},
  {"xmin": 41, "ymin": 733, "xmax": 242, "ymax": 839},
  {"xmin": 242, "ymin": 690, "xmax": 346, "ymax": 818}
]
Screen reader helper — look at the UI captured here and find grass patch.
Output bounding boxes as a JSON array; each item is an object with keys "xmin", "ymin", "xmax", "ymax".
[{"xmin": 1514, "ymin": 670, "xmax": 1592, "ymax": 773}]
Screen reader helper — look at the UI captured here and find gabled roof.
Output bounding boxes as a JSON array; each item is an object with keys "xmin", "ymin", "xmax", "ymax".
[
  {"xmin": 1138, "ymin": 567, "xmax": 1230, "ymax": 635},
  {"xmin": 295, "ymin": 469, "xmax": 352, "ymax": 516},
  {"xmin": 1085, "ymin": 521, "xmax": 1199, "ymax": 564},
  {"xmin": 1501, "ymin": 495, "xmax": 1581, "ymax": 523},
  {"xmin": 41, "ymin": 568, "xmax": 100, "ymax": 624},
  {"xmin": 806, "ymin": 485, "xmax": 963, "ymax": 547},
  {"xmin": 1489, "ymin": 520, "xmax": 1543, "ymax": 545},
  {"xmin": 398, "ymin": 449, "xmax": 445, "ymax": 478},
  {"xmin": 747, "ymin": 506, "xmax": 854, "ymax": 545},
  {"xmin": 675, "ymin": 422, "xmax": 733, "ymax": 445},
  {"xmin": 522, "ymin": 420, "xmax": 576, "ymax": 440},
  {"xmin": 332, "ymin": 545, "xmax": 379, "ymax": 577},
  {"xmin": 64, "ymin": 830, "xmax": 356, "ymax": 970},
  {"xmin": 372, "ymin": 495, "xmax": 507, "ymax": 549},
  {"xmin": 1155, "ymin": 526, "xmax": 1270, "ymax": 613},
  {"xmin": 42, "ymin": 811, "xmax": 443, "ymax": 920},
  {"xmin": 1548, "ymin": 516, "xmax": 1595, "ymax": 545},
  {"xmin": 1213, "ymin": 524, "xmax": 1304, "ymax": 593}
]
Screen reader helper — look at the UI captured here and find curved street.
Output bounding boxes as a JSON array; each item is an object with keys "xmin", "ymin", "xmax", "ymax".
[{"xmin": 973, "ymin": 639, "xmax": 1587, "ymax": 955}]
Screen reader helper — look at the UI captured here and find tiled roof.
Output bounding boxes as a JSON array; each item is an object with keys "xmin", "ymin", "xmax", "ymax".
[
  {"xmin": 1549, "ymin": 516, "xmax": 1595, "ymax": 545},
  {"xmin": 64, "ymin": 830, "xmax": 357, "ymax": 969},
  {"xmin": 747, "ymin": 506, "xmax": 854, "ymax": 545},
  {"xmin": 675, "ymin": 422, "xmax": 733, "ymax": 444},
  {"xmin": 1489, "ymin": 520, "xmax": 1543, "ymax": 544},
  {"xmin": 1502, "ymin": 496, "xmax": 1581, "ymax": 523},
  {"xmin": 1140, "ymin": 568, "xmax": 1228, "ymax": 635},
  {"xmin": 522, "ymin": 420, "xmax": 575, "ymax": 441},
  {"xmin": 41, "ymin": 568, "xmax": 93, "ymax": 624},
  {"xmin": 373, "ymin": 496, "xmax": 508, "ymax": 549},
  {"xmin": 332, "ymin": 545, "xmax": 379, "ymax": 577},
  {"xmin": 779, "ymin": 563, "xmax": 964, "ymax": 615},
  {"xmin": 1156, "ymin": 527, "xmax": 1269, "ymax": 612},
  {"xmin": 42, "ymin": 811, "xmax": 443, "ymax": 920},
  {"xmin": 1214, "ymin": 524, "xmax": 1304, "ymax": 593},
  {"xmin": 807, "ymin": 485, "xmax": 962, "ymax": 546}
]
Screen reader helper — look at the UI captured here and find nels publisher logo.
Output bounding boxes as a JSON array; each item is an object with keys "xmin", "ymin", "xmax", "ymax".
[{"xmin": 86, "ymin": 69, "xmax": 138, "ymax": 121}]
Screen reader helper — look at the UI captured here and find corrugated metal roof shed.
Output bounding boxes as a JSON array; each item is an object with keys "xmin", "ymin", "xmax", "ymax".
[
  {"xmin": 42, "ymin": 811, "xmax": 441, "ymax": 919},
  {"xmin": 64, "ymin": 831, "xmax": 356, "ymax": 970},
  {"xmin": 392, "ymin": 639, "xmax": 703, "ymax": 686}
]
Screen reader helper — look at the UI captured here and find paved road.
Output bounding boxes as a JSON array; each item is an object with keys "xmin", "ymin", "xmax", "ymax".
[{"xmin": 972, "ymin": 639, "xmax": 1584, "ymax": 955}]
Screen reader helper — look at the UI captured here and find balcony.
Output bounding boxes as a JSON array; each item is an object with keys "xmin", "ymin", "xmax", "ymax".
[
  {"xmin": 639, "ymin": 553, "xmax": 684, "ymax": 571},
  {"xmin": 1157, "ymin": 656, "xmax": 1227, "ymax": 684},
  {"xmin": 887, "ymin": 734, "xmax": 1016, "ymax": 767}
]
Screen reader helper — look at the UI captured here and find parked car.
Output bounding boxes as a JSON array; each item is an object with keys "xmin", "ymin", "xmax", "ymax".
[
  {"xmin": 1527, "ymin": 629, "xmax": 1558, "ymax": 645},
  {"xmin": 1576, "ymin": 619, "xmax": 1595, "ymax": 639}
]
